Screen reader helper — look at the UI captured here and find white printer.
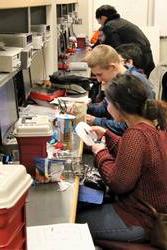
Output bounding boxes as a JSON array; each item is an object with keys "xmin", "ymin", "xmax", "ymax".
[
  {"xmin": 0, "ymin": 47, "xmax": 22, "ymax": 72},
  {"xmin": 0, "ymin": 33, "xmax": 32, "ymax": 48},
  {"xmin": 21, "ymin": 46, "xmax": 33, "ymax": 69}
]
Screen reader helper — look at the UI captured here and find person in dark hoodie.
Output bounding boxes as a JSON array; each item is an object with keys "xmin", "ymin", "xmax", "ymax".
[{"xmin": 95, "ymin": 5, "xmax": 155, "ymax": 77}]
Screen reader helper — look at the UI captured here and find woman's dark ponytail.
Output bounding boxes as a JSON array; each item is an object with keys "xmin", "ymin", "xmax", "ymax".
[{"xmin": 142, "ymin": 100, "xmax": 167, "ymax": 130}]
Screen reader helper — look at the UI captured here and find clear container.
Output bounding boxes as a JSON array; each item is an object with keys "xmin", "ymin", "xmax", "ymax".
[{"xmin": 55, "ymin": 114, "xmax": 75, "ymax": 151}]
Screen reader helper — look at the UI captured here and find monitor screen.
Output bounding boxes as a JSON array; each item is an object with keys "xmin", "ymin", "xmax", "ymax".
[
  {"xmin": 13, "ymin": 69, "xmax": 32, "ymax": 107},
  {"xmin": 0, "ymin": 78, "xmax": 18, "ymax": 144},
  {"xmin": 0, "ymin": 8, "xmax": 29, "ymax": 34},
  {"xmin": 22, "ymin": 69, "xmax": 32, "ymax": 100}
]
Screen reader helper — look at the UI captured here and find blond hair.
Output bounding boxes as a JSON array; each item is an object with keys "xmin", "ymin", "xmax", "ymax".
[{"xmin": 85, "ymin": 45, "xmax": 120, "ymax": 69}]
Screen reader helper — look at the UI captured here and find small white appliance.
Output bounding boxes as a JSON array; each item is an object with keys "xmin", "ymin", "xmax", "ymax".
[
  {"xmin": 31, "ymin": 24, "xmax": 51, "ymax": 41},
  {"xmin": 21, "ymin": 46, "xmax": 33, "ymax": 69},
  {"xmin": 0, "ymin": 33, "xmax": 32, "ymax": 48},
  {"xmin": 0, "ymin": 47, "xmax": 22, "ymax": 72},
  {"xmin": 68, "ymin": 62, "xmax": 88, "ymax": 71}
]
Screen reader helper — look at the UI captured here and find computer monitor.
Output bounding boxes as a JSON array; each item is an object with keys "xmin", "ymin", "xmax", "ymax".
[
  {"xmin": 0, "ymin": 78, "xmax": 18, "ymax": 145},
  {"xmin": 0, "ymin": 8, "xmax": 29, "ymax": 33},
  {"xmin": 22, "ymin": 69, "xmax": 33, "ymax": 100},
  {"xmin": 13, "ymin": 69, "xmax": 32, "ymax": 107}
]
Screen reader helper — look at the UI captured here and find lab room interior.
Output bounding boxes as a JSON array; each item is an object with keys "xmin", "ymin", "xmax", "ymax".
[{"xmin": 0, "ymin": 0, "xmax": 167, "ymax": 249}]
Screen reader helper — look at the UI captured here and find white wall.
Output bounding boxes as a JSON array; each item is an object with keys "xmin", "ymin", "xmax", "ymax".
[
  {"xmin": 141, "ymin": 26, "xmax": 160, "ymax": 66},
  {"xmin": 92, "ymin": 0, "xmax": 149, "ymax": 31},
  {"xmin": 154, "ymin": 0, "xmax": 167, "ymax": 36},
  {"xmin": 160, "ymin": 38, "xmax": 167, "ymax": 63},
  {"xmin": 73, "ymin": 0, "xmax": 93, "ymax": 37}
]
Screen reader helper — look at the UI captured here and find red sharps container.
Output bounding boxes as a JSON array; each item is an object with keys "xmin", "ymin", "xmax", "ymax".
[
  {"xmin": 0, "ymin": 164, "xmax": 32, "ymax": 250},
  {"xmin": 14, "ymin": 116, "xmax": 52, "ymax": 176},
  {"xmin": 76, "ymin": 35, "xmax": 86, "ymax": 48}
]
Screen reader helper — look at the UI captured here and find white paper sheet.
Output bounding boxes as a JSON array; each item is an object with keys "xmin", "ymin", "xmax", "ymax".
[
  {"xmin": 27, "ymin": 223, "xmax": 95, "ymax": 250},
  {"xmin": 75, "ymin": 122, "xmax": 97, "ymax": 146}
]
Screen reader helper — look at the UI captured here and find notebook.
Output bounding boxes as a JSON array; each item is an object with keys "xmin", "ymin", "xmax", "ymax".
[{"xmin": 27, "ymin": 223, "xmax": 95, "ymax": 250}]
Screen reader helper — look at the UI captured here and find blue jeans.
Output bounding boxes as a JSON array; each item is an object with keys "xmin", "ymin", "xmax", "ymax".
[{"xmin": 76, "ymin": 203, "xmax": 145, "ymax": 241}]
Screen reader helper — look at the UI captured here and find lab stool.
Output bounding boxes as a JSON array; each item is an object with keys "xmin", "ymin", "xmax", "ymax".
[{"xmin": 94, "ymin": 240, "xmax": 159, "ymax": 250}]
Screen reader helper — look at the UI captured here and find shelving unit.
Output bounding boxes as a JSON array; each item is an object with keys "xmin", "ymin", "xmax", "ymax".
[
  {"xmin": 0, "ymin": 2, "xmax": 57, "ymax": 82},
  {"xmin": 0, "ymin": 0, "xmax": 87, "ymax": 83},
  {"xmin": 0, "ymin": 0, "xmax": 89, "ymax": 159},
  {"xmin": 0, "ymin": 0, "xmax": 52, "ymax": 9},
  {"xmin": 0, "ymin": 0, "xmax": 84, "ymax": 84}
]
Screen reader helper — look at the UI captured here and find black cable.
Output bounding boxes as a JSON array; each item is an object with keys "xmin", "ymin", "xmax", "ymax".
[{"xmin": 42, "ymin": 46, "xmax": 47, "ymax": 80}]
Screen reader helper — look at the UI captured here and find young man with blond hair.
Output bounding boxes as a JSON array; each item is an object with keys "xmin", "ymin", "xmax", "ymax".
[{"xmin": 86, "ymin": 45, "xmax": 155, "ymax": 135}]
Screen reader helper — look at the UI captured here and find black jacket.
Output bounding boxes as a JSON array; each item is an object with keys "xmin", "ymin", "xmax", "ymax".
[{"xmin": 101, "ymin": 18, "xmax": 155, "ymax": 77}]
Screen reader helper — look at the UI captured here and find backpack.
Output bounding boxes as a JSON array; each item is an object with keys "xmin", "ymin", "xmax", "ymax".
[{"xmin": 49, "ymin": 72, "xmax": 91, "ymax": 95}]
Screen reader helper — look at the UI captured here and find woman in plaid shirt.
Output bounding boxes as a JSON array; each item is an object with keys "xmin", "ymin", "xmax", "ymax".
[{"xmin": 77, "ymin": 74, "xmax": 167, "ymax": 243}]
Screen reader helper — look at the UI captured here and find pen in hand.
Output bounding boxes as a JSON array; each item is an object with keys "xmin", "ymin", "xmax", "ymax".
[
  {"xmin": 84, "ymin": 128, "xmax": 98, "ymax": 143},
  {"xmin": 84, "ymin": 128, "xmax": 90, "ymax": 135}
]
